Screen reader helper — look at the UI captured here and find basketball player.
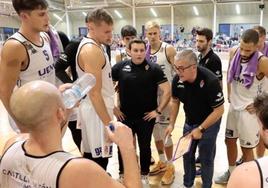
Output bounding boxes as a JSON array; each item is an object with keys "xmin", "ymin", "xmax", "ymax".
[
  {"xmin": 195, "ymin": 27, "xmax": 223, "ymax": 174},
  {"xmin": 215, "ymin": 29, "xmax": 268, "ymax": 184},
  {"xmin": 115, "ymin": 25, "xmax": 137, "ymax": 63},
  {"xmin": 146, "ymin": 21, "xmax": 176, "ymax": 184},
  {"xmin": 253, "ymin": 25, "xmax": 268, "ymax": 159},
  {"xmin": 76, "ymin": 9, "xmax": 114, "ymax": 170},
  {"xmin": 0, "ymin": 0, "xmax": 54, "ymax": 131},
  {"xmin": 0, "ymin": 80, "xmax": 141, "ymax": 188},
  {"xmin": 227, "ymin": 92, "xmax": 268, "ymax": 188}
]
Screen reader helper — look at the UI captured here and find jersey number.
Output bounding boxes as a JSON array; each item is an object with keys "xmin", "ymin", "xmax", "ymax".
[{"xmin": 43, "ymin": 50, "xmax": 50, "ymax": 61}]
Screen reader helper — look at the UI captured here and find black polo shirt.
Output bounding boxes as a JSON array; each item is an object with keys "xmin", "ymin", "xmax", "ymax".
[
  {"xmin": 112, "ymin": 59, "xmax": 167, "ymax": 119},
  {"xmin": 172, "ymin": 66, "xmax": 224, "ymax": 125},
  {"xmin": 198, "ymin": 49, "xmax": 223, "ymax": 81},
  {"xmin": 55, "ymin": 39, "xmax": 81, "ymax": 82}
]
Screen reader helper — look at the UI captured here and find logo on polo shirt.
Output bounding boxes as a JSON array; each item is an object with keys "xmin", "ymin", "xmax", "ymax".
[
  {"xmin": 123, "ymin": 65, "xmax": 131, "ymax": 72},
  {"xmin": 177, "ymin": 80, "xmax": 184, "ymax": 88},
  {"xmin": 215, "ymin": 92, "xmax": 224, "ymax": 102},
  {"xmin": 200, "ymin": 80, "xmax": 204, "ymax": 88}
]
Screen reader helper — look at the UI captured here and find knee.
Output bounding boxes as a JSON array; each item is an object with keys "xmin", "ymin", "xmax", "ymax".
[
  {"xmin": 164, "ymin": 136, "xmax": 173, "ymax": 147},
  {"xmin": 200, "ymin": 156, "xmax": 214, "ymax": 166},
  {"xmin": 225, "ymin": 137, "xmax": 236, "ymax": 146}
]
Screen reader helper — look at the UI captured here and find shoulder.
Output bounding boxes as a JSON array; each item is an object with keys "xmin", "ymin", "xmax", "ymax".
[
  {"xmin": 112, "ymin": 60, "xmax": 129, "ymax": 73},
  {"xmin": 165, "ymin": 44, "xmax": 176, "ymax": 52},
  {"xmin": 198, "ymin": 67, "xmax": 218, "ymax": 84},
  {"xmin": 148, "ymin": 61, "xmax": 162, "ymax": 70},
  {"xmin": 259, "ymin": 55, "xmax": 268, "ymax": 64},
  {"xmin": 229, "ymin": 46, "xmax": 238, "ymax": 58},
  {"xmin": 2, "ymin": 134, "xmax": 28, "ymax": 154},
  {"xmin": 210, "ymin": 51, "xmax": 221, "ymax": 62},
  {"xmin": 199, "ymin": 66, "xmax": 216, "ymax": 77},
  {"xmin": 3, "ymin": 39, "xmax": 26, "ymax": 52},
  {"xmin": 258, "ymin": 56, "xmax": 268, "ymax": 74},
  {"xmin": 79, "ymin": 43, "xmax": 105, "ymax": 63},
  {"xmin": 2, "ymin": 39, "xmax": 27, "ymax": 62},
  {"xmin": 165, "ymin": 44, "xmax": 176, "ymax": 56},
  {"xmin": 228, "ymin": 161, "xmax": 260, "ymax": 188},
  {"xmin": 59, "ymin": 158, "xmax": 121, "ymax": 188}
]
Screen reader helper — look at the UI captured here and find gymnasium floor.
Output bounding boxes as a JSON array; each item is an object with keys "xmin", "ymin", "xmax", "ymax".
[{"xmin": 0, "ymin": 51, "xmax": 263, "ymax": 187}]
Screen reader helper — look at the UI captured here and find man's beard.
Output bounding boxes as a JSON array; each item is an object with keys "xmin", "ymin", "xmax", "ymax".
[{"xmin": 241, "ymin": 52, "xmax": 255, "ymax": 62}]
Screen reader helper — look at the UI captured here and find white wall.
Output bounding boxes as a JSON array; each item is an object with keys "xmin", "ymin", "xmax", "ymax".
[
  {"xmin": 0, "ymin": 15, "xmax": 20, "ymax": 28},
  {"xmin": 1, "ymin": 13, "xmax": 267, "ymax": 39},
  {"xmin": 69, "ymin": 15, "xmax": 213, "ymax": 36},
  {"xmin": 216, "ymin": 14, "xmax": 268, "ymax": 30}
]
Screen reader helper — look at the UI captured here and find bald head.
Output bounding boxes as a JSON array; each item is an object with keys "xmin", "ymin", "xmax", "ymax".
[{"xmin": 10, "ymin": 81, "xmax": 63, "ymax": 130}]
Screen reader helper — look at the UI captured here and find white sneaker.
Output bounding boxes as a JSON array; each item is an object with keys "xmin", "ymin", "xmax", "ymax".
[
  {"xmin": 214, "ymin": 171, "xmax": 230, "ymax": 184},
  {"xmin": 141, "ymin": 175, "xmax": 150, "ymax": 186}
]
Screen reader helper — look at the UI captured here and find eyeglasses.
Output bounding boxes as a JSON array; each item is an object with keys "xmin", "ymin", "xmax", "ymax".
[{"xmin": 173, "ymin": 64, "xmax": 195, "ymax": 72}]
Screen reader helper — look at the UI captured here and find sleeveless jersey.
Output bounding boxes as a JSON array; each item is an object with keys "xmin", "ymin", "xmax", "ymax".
[
  {"xmin": 118, "ymin": 48, "xmax": 131, "ymax": 61},
  {"xmin": 230, "ymin": 52, "xmax": 265, "ymax": 110},
  {"xmin": 0, "ymin": 140, "xmax": 75, "ymax": 188},
  {"xmin": 8, "ymin": 32, "xmax": 55, "ymax": 86},
  {"xmin": 150, "ymin": 42, "xmax": 173, "ymax": 82},
  {"xmin": 76, "ymin": 37, "xmax": 114, "ymax": 157},
  {"xmin": 76, "ymin": 37, "xmax": 114, "ymax": 109},
  {"xmin": 255, "ymin": 156, "xmax": 268, "ymax": 188}
]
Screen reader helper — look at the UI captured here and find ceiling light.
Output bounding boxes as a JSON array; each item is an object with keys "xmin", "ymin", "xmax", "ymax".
[
  {"xmin": 82, "ymin": 12, "xmax": 87, "ymax": 16},
  {"xmin": 236, "ymin": 4, "xmax": 240, "ymax": 14},
  {"xmin": 114, "ymin": 10, "xmax": 122, "ymax": 19},
  {"xmin": 193, "ymin": 6, "xmax": 199, "ymax": 16},
  {"xmin": 150, "ymin": 8, "xmax": 157, "ymax": 17}
]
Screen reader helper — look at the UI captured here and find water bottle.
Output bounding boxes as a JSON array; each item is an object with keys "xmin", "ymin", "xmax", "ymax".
[{"xmin": 62, "ymin": 73, "xmax": 96, "ymax": 109}]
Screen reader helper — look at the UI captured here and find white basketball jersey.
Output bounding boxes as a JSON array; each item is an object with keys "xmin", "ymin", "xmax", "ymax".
[
  {"xmin": 0, "ymin": 140, "xmax": 75, "ymax": 188},
  {"xmin": 118, "ymin": 48, "xmax": 131, "ymax": 61},
  {"xmin": 256, "ymin": 157, "xmax": 268, "ymax": 188},
  {"xmin": 230, "ymin": 53, "xmax": 265, "ymax": 110},
  {"xmin": 76, "ymin": 37, "xmax": 114, "ymax": 157},
  {"xmin": 8, "ymin": 32, "xmax": 55, "ymax": 86},
  {"xmin": 150, "ymin": 42, "xmax": 173, "ymax": 82},
  {"xmin": 76, "ymin": 37, "xmax": 115, "ymax": 109}
]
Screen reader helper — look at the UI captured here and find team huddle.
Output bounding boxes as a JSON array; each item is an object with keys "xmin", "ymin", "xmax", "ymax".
[{"xmin": 0, "ymin": 0, "xmax": 268, "ymax": 188}]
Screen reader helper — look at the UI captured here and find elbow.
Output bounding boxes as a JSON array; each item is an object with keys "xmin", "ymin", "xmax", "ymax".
[{"xmin": 88, "ymin": 88, "xmax": 99, "ymax": 100}]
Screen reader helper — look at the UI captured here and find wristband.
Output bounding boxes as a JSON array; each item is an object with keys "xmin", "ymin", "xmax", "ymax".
[{"xmin": 198, "ymin": 125, "xmax": 205, "ymax": 133}]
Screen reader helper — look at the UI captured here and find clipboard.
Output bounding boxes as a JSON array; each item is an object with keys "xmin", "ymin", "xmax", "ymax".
[{"xmin": 172, "ymin": 133, "xmax": 192, "ymax": 161}]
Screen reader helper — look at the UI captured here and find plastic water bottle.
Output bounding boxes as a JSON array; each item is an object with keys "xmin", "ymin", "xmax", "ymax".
[{"xmin": 62, "ymin": 73, "xmax": 96, "ymax": 109}]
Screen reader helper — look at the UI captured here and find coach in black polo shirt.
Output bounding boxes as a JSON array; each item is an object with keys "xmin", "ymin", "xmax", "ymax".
[
  {"xmin": 196, "ymin": 28, "xmax": 223, "ymax": 86},
  {"xmin": 166, "ymin": 49, "xmax": 224, "ymax": 188},
  {"xmin": 195, "ymin": 28, "xmax": 223, "ymax": 172},
  {"xmin": 112, "ymin": 38, "xmax": 170, "ymax": 182}
]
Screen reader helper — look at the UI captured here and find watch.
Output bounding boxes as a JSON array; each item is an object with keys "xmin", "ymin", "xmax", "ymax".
[
  {"xmin": 155, "ymin": 109, "xmax": 162, "ymax": 115},
  {"xmin": 198, "ymin": 125, "xmax": 206, "ymax": 133}
]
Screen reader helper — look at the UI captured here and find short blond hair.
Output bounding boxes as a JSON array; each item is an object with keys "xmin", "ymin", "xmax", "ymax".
[{"xmin": 145, "ymin": 21, "xmax": 160, "ymax": 30}]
